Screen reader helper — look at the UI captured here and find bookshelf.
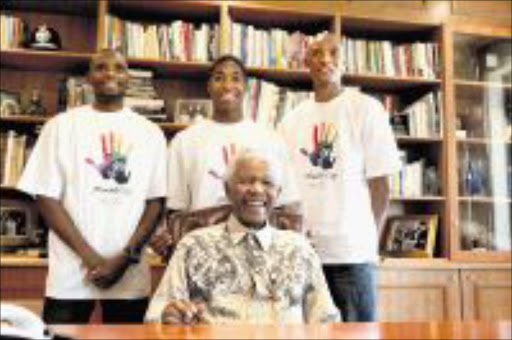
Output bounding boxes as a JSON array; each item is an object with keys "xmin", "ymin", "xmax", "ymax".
[
  {"xmin": 1, "ymin": 1, "xmax": 511, "ymax": 263},
  {"xmin": 1, "ymin": 0, "xmax": 511, "ymax": 323}
]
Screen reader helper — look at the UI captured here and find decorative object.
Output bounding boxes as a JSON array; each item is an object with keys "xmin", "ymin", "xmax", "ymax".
[
  {"xmin": 0, "ymin": 90, "xmax": 21, "ymax": 117},
  {"xmin": 25, "ymin": 89, "xmax": 46, "ymax": 116},
  {"xmin": 174, "ymin": 99, "xmax": 212, "ymax": 124},
  {"xmin": 28, "ymin": 24, "xmax": 62, "ymax": 50},
  {"xmin": 0, "ymin": 199, "xmax": 37, "ymax": 249},
  {"xmin": 380, "ymin": 214, "xmax": 438, "ymax": 258},
  {"xmin": 460, "ymin": 219, "xmax": 493, "ymax": 251}
]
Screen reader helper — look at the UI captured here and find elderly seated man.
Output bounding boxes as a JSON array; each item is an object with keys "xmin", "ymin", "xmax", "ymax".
[{"xmin": 145, "ymin": 149, "xmax": 340, "ymax": 324}]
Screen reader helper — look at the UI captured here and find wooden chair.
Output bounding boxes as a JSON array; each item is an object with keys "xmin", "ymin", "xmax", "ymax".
[{"xmin": 150, "ymin": 204, "xmax": 303, "ymax": 261}]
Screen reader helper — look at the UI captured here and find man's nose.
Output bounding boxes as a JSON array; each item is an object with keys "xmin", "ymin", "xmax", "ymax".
[{"xmin": 248, "ymin": 181, "xmax": 265, "ymax": 193}]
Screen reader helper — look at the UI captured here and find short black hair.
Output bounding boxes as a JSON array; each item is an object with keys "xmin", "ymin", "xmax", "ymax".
[{"xmin": 208, "ymin": 54, "xmax": 247, "ymax": 80}]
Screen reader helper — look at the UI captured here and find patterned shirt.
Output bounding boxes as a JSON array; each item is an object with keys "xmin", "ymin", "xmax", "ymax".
[{"xmin": 145, "ymin": 215, "xmax": 340, "ymax": 324}]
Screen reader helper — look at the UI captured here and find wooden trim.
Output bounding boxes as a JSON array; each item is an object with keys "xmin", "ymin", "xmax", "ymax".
[
  {"xmin": 441, "ymin": 22, "xmax": 458, "ymax": 260},
  {"xmin": 96, "ymin": 0, "xmax": 108, "ymax": 51}
]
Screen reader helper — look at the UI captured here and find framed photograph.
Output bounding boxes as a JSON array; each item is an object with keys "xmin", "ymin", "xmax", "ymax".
[
  {"xmin": 0, "ymin": 90, "xmax": 21, "ymax": 117},
  {"xmin": 380, "ymin": 214, "xmax": 438, "ymax": 258},
  {"xmin": 0, "ymin": 199, "xmax": 37, "ymax": 248},
  {"xmin": 174, "ymin": 99, "xmax": 212, "ymax": 124}
]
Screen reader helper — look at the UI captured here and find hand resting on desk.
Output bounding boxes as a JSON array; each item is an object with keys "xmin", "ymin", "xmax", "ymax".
[{"xmin": 162, "ymin": 300, "xmax": 208, "ymax": 325}]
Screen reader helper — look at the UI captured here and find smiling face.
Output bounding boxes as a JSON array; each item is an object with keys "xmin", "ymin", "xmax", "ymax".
[
  {"xmin": 87, "ymin": 50, "xmax": 130, "ymax": 107},
  {"xmin": 307, "ymin": 34, "xmax": 343, "ymax": 87},
  {"xmin": 225, "ymin": 155, "xmax": 281, "ymax": 229},
  {"xmin": 208, "ymin": 58, "xmax": 246, "ymax": 123}
]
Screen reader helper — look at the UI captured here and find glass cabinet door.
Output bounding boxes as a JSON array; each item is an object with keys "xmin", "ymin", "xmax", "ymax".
[{"xmin": 453, "ymin": 33, "xmax": 511, "ymax": 253}]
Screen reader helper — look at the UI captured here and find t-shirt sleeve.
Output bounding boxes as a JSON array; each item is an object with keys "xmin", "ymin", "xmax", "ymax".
[
  {"xmin": 363, "ymin": 98, "xmax": 402, "ymax": 179},
  {"xmin": 146, "ymin": 127, "xmax": 168, "ymax": 199},
  {"xmin": 17, "ymin": 118, "xmax": 64, "ymax": 199},
  {"xmin": 166, "ymin": 135, "xmax": 190, "ymax": 210}
]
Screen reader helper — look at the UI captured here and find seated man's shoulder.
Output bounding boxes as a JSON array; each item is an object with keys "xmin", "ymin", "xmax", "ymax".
[
  {"xmin": 179, "ymin": 223, "xmax": 225, "ymax": 247},
  {"xmin": 273, "ymin": 228, "xmax": 313, "ymax": 253}
]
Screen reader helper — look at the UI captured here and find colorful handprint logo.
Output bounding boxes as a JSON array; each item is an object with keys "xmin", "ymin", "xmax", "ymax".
[
  {"xmin": 85, "ymin": 132, "xmax": 132, "ymax": 184},
  {"xmin": 208, "ymin": 143, "xmax": 240, "ymax": 180},
  {"xmin": 300, "ymin": 122, "xmax": 337, "ymax": 170}
]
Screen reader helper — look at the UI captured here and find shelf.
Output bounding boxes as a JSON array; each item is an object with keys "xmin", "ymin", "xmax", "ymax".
[
  {"xmin": 1, "ymin": 116, "xmax": 48, "ymax": 124},
  {"xmin": 343, "ymin": 73, "xmax": 441, "ymax": 92},
  {"xmin": 0, "ymin": 115, "xmax": 189, "ymax": 132},
  {"xmin": 458, "ymin": 196, "xmax": 511, "ymax": 204},
  {"xmin": 228, "ymin": 2, "xmax": 333, "ymax": 32},
  {"xmin": 1, "ymin": 0, "xmax": 99, "ymax": 16},
  {"xmin": 391, "ymin": 196, "xmax": 445, "ymax": 202},
  {"xmin": 454, "ymin": 79, "xmax": 512, "ymax": 89},
  {"xmin": 243, "ymin": 67, "xmax": 442, "ymax": 90},
  {"xmin": 0, "ymin": 49, "xmax": 92, "ymax": 73},
  {"xmin": 126, "ymin": 58, "xmax": 212, "ymax": 79},
  {"xmin": 457, "ymin": 138, "xmax": 512, "ymax": 145},
  {"xmin": 108, "ymin": 0, "xmax": 221, "ymax": 22},
  {"xmin": 396, "ymin": 136, "xmax": 443, "ymax": 144}
]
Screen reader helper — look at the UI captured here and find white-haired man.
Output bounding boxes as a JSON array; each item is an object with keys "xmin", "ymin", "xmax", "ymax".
[{"xmin": 145, "ymin": 149, "xmax": 339, "ymax": 324}]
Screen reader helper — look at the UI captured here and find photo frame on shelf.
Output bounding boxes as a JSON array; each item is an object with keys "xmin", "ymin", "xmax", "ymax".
[
  {"xmin": 0, "ymin": 199, "xmax": 38, "ymax": 248},
  {"xmin": 174, "ymin": 99, "xmax": 212, "ymax": 124},
  {"xmin": 0, "ymin": 90, "xmax": 21, "ymax": 118},
  {"xmin": 380, "ymin": 214, "xmax": 438, "ymax": 258}
]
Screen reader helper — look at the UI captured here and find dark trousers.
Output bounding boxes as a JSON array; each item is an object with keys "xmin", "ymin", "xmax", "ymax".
[
  {"xmin": 323, "ymin": 263, "xmax": 377, "ymax": 322},
  {"xmin": 42, "ymin": 297, "xmax": 149, "ymax": 324}
]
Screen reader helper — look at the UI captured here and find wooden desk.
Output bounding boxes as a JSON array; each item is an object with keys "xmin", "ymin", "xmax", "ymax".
[{"xmin": 51, "ymin": 321, "xmax": 512, "ymax": 339}]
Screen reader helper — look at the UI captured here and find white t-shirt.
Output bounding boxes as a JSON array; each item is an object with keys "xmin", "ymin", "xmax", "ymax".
[
  {"xmin": 278, "ymin": 88, "xmax": 401, "ymax": 264},
  {"xmin": 167, "ymin": 119, "xmax": 299, "ymax": 211},
  {"xmin": 17, "ymin": 105, "xmax": 167, "ymax": 299}
]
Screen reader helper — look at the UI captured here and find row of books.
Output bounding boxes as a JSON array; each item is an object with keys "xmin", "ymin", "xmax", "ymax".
[
  {"xmin": 105, "ymin": 15, "xmax": 220, "ymax": 62},
  {"xmin": 243, "ymin": 78, "xmax": 312, "ymax": 128},
  {"xmin": 372, "ymin": 91, "xmax": 443, "ymax": 138},
  {"xmin": 0, "ymin": 131, "xmax": 31, "ymax": 187},
  {"xmin": 230, "ymin": 23, "xmax": 327, "ymax": 69},
  {"xmin": 342, "ymin": 37, "xmax": 440, "ymax": 79},
  {"xmin": 0, "ymin": 14, "xmax": 27, "ymax": 50},
  {"xmin": 389, "ymin": 151, "xmax": 426, "ymax": 198}
]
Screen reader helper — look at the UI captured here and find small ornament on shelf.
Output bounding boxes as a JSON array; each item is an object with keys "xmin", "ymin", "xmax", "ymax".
[
  {"xmin": 25, "ymin": 89, "xmax": 46, "ymax": 116},
  {"xmin": 28, "ymin": 24, "xmax": 62, "ymax": 50}
]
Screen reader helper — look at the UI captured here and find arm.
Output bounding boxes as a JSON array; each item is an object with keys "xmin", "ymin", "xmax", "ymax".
[
  {"xmin": 36, "ymin": 195, "xmax": 103, "ymax": 269},
  {"xmin": 88, "ymin": 197, "xmax": 165, "ymax": 289},
  {"xmin": 303, "ymin": 242, "xmax": 341, "ymax": 323},
  {"xmin": 149, "ymin": 208, "xmax": 180, "ymax": 260},
  {"xmin": 145, "ymin": 238, "xmax": 206, "ymax": 324},
  {"xmin": 368, "ymin": 175, "xmax": 391, "ymax": 233}
]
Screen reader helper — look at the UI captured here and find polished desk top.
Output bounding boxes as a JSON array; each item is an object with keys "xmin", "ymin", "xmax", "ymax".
[{"xmin": 51, "ymin": 321, "xmax": 512, "ymax": 339}]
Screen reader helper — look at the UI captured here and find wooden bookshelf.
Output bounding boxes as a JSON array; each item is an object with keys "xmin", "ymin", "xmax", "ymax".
[{"xmin": 1, "ymin": 0, "xmax": 511, "ymax": 323}]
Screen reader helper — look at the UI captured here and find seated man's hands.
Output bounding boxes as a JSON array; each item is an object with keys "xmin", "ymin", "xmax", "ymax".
[{"xmin": 162, "ymin": 300, "xmax": 207, "ymax": 325}]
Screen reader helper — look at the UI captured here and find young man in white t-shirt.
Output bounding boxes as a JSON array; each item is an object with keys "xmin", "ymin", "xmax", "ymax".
[
  {"xmin": 150, "ymin": 55, "xmax": 300, "ymax": 257},
  {"xmin": 278, "ymin": 34, "xmax": 401, "ymax": 321},
  {"xmin": 17, "ymin": 49, "xmax": 167, "ymax": 324}
]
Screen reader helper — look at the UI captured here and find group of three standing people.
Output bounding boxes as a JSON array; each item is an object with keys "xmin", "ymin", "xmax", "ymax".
[{"xmin": 18, "ymin": 33, "xmax": 400, "ymax": 325}]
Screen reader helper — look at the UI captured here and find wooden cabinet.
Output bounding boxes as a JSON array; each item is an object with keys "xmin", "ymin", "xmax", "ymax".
[
  {"xmin": 444, "ymin": 22, "xmax": 511, "ymax": 262},
  {"xmin": 377, "ymin": 260, "xmax": 462, "ymax": 321},
  {"xmin": 460, "ymin": 267, "xmax": 512, "ymax": 320},
  {"xmin": 376, "ymin": 260, "xmax": 511, "ymax": 321}
]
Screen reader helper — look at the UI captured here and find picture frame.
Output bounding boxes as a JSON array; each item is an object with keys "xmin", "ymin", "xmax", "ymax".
[
  {"xmin": 174, "ymin": 99, "xmax": 212, "ymax": 124},
  {"xmin": 380, "ymin": 214, "xmax": 438, "ymax": 258},
  {"xmin": 0, "ymin": 90, "xmax": 21, "ymax": 117},
  {"xmin": 0, "ymin": 199, "xmax": 38, "ymax": 248}
]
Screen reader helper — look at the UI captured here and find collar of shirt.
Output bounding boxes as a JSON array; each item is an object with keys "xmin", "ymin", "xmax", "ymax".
[{"xmin": 225, "ymin": 214, "xmax": 273, "ymax": 251}]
